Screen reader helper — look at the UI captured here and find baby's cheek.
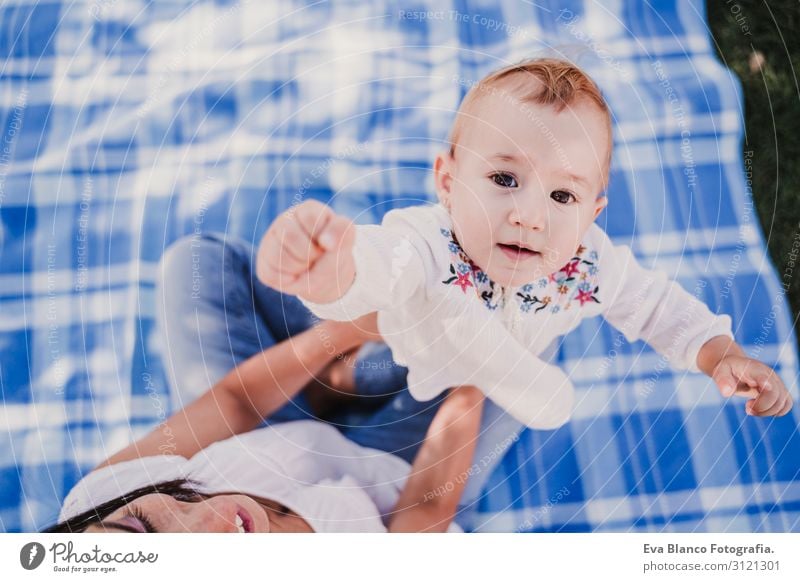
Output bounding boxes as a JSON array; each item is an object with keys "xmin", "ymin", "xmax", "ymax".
[
  {"xmin": 542, "ymin": 245, "xmax": 562, "ymax": 269},
  {"xmin": 552, "ymin": 233, "xmax": 583, "ymax": 265}
]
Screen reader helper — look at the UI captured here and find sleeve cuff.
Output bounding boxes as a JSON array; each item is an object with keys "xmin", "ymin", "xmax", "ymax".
[
  {"xmin": 684, "ymin": 314, "xmax": 735, "ymax": 373},
  {"xmin": 299, "ymin": 226, "xmax": 382, "ymax": 321}
]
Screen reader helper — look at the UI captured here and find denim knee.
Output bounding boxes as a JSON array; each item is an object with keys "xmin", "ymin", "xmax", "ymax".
[
  {"xmin": 158, "ymin": 232, "xmax": 253, "ymax": 312},
  {"xmin": 156, "ymin": 233, "xmax": 259, "ymax": 404}
]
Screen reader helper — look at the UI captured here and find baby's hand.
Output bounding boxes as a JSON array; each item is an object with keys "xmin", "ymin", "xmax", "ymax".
[
  {"xmin": 712, "ymin": 355, "xmax": 793, "ymax": 417},
  {"xmin": 256, "ymin": 200, "xmax": 356, "ymax": 304}
]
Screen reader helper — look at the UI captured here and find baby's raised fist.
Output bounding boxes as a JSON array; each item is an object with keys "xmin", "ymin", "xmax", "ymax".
[{"xmin": 256, "ymin": 200, "xmax": 356, "ymax": 304}]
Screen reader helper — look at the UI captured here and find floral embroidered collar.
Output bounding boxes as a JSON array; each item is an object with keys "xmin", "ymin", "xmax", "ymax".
[{"xmin": 439, "ymin": 227, "xmax": 601, "ymax": 315}]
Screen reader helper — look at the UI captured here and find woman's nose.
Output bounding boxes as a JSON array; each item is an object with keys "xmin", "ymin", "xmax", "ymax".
[{"xmin": 182, "ymin": 498, "xmax": 244, "ymax": 533}]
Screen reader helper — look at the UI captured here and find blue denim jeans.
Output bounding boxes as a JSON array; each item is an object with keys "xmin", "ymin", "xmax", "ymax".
[{"xmin": 155, "ymin": 232, "xmax": 524, "ymax": 508}]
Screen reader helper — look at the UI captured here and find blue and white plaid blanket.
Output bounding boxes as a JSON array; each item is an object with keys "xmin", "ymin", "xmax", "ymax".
[{"xmin": 1, "ymin": 0, "xmax": 798, "ymax": 533}]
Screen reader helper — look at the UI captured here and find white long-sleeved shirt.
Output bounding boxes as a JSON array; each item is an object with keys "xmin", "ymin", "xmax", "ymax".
[{"xmin": 302, "ymin": 203, "xmax": 733, "ymax": 429}]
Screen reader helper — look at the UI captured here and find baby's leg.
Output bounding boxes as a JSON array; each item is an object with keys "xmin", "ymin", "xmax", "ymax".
[
  {"xmin": 457, "ymin": 398, "xmax": 524, "ymax": 508},
  {"xmin": 339, "ymin": 389, "xmax": 445, "ymax": 464}
]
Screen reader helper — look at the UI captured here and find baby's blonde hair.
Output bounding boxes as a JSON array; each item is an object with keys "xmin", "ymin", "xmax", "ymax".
[{"xmin": 448, "ymin": 58, "xmax": 613, "ymax": 191}]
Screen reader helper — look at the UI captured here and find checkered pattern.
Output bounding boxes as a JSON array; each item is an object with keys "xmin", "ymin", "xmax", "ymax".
[{"xmin": 1, "ymin": 0, "xmax": 798, "ymax": 532}]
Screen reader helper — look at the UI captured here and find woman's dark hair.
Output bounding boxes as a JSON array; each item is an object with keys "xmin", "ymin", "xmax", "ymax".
[{"xmin": 43, "ymin": 479, "xmax": 204, "ymax": 533}]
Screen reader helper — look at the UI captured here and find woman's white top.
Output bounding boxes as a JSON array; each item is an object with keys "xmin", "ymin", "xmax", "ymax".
[
  {"xmin": 302, "ymin": 203, "xmax": 733, "ymax": 429},
  {"xmin": 60, "ymin": 421, "xmax": 460, "ymax": 533}
]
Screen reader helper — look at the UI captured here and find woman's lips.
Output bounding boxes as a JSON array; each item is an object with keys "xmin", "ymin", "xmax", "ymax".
[
  {"xmin": 235, "ymin": 506, "xmax": 254, "ymax": 533},
  {"xmin": 497, "ymin": 243, "xmax": 540, "ymax": 262}
]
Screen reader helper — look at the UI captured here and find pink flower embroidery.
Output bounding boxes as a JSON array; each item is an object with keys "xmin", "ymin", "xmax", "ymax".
[
  {"xmin": 560, "ymin": 260, "xmax": 580, "ymax": 278},
  {"xmin": 575, "ymin": 289, "xmax": 595, "ymax": 305},
  {"xmin": 455, "ymin": 272, "xmax": 473, "ymax": 292}
]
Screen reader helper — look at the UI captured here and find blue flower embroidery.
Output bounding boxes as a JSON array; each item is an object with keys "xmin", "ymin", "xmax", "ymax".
[
  {"xmin": 475, "ymin": 271, "xmax": 489, "ymax": 283},
  {"xmin": 537, "ymin": 278, "xmax": 548, "ymax": 288},
  {"xmin": 551, "ymin": 305, "xmax": 561, "ymax": 314},
  {"xmin": 457, "ymin": 262, "xmax": 471, "ymax": 274},
  {"xmin": 520, "ymin": 301, "xmax": 533, "ymax": 313},
  {"xmin": 440, "ymin": 228, "xmax": 451, "ymax": 237},
  {"xmin": 448, "ymin": 242, "xmax": 459, "ymax": 253},
  {"xmin": 521, "ymin": 283, "xmax": 533, "ymax": 293}
]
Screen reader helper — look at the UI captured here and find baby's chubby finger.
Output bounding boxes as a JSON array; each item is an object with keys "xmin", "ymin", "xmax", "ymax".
[
  {"xmin": 292, "ymin": 199, "xmax": 336, "ymax": 240},
  {"xmin": 714, "ymin": 371, "xmax": 737, "ymax": 398},
  {"xmin": 778, "ymin": 394, "xmax": 794, "ymax": 417},
  {"xmin": 256, "ymin": 205, "xmax": 325, "ymax": 289},
  {"xmin": 315, "ymin": 213, "xmax": 353, "ymax": 252},
  {"xmin": 257, "ymin": 226, "xmax": 313, "ymax": 285},
  {"xmin": 273, "ymin": 218, "xmax": 325, "ymax": 270},
  {"xmin": 302, "ymin": 213, "xmax": 356, "ymax": 304},
  {"xmin": 759, "ymin": 392, "xmax": 790, "ymax": 417},
  {"xmin": 746, "ymin": 382, "xmax": 780, "ymax": 416},
  {"xmin": 713, "ymin": 364, "xmax": 750, "ymax": 398},
  {"xmin": 289, "ymin": 199, "xmax": 353, "ymax": 254}
]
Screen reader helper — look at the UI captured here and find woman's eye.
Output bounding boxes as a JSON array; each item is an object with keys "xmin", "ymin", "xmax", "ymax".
[
  {"xmin": 129, "ymin": 506, "xmax": 158, "ymax": 533},
  {"xmin": 490, "ymin": 173, "xmax": 518, "ymax": 189},
  {"xmin": 550, "ymin": 190, "xmax": 575, "ymax": 204}
]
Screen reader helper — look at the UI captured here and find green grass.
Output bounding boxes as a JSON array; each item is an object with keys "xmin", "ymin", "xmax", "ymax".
[{"xmin": 707, "ymin": 1, "xmax": 800, "ymax": 330}]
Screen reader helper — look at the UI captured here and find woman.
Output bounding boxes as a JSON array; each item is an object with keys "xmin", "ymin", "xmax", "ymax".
[
  {"xmin": 47, "ymin": 233, "xmax": 523, "ymax": 532},
  {"xmin": 50, "ymin": 384, "xmax": 484, "ymax": 533}
]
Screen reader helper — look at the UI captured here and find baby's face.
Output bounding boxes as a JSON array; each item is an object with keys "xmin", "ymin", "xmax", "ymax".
[{"xmin": 434, "ymin": 93, "xmax": 610, "ymax": 288}]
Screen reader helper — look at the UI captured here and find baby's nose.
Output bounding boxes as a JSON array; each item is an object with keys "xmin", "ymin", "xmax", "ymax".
[{"xmin": 510, "ymin": 200, "xmax": 547, "ymax": 230}]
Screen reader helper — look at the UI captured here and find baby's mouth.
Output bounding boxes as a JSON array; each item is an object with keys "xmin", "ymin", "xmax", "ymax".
[{"xmin": 497, "ymin": 243, "xmax": 540, "ymax": 261}]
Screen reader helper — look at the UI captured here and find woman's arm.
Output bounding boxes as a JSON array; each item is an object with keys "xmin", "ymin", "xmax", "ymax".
[
  {"xmin": 388, "ymin": 385, "xmax": 484, "ymax": 533},
  {"xmin": 96, "ymin": 317, "xmax": 376, "ymax": 469}
]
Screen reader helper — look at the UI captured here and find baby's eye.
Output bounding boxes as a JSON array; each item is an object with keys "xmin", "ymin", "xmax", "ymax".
[
  {"xmin": 550, "ymin": 190, "xmax": 576, "ymax": 204},
  {"xmin": 490, "ymin": 172, "xmax": 518, "ymax": 189}
]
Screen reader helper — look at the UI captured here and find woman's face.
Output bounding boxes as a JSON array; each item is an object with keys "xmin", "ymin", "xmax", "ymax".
[{"xmin": 83, "ymin": 492, "xmax": 308, "ymax": 533}]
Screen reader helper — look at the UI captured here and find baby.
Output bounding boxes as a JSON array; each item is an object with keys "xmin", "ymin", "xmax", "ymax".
[{"xmin": 257, "ymin": 58, "xmax": 792, "ymax": 428}]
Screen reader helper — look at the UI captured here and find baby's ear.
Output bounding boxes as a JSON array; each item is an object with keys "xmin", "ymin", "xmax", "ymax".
[
  {"xmin": 592, "ymin": 195, "xmax": 608, "ymax": 220},
  {"xmin": 433, "ymin": 150, "xmax": 454, "ymax": 207}
]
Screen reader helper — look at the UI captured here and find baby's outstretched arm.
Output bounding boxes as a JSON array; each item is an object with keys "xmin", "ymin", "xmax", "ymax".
[
  {"xmin": 594, "ymin": 227, "xmax": 792, "ymax": 418},
  {"xmin": 258, "ymin": 200, "xmax": 429, "ymax": 322},
  {"xmin": 697, "ymin": 335, "xmax": 793, "ymax": 417}
]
